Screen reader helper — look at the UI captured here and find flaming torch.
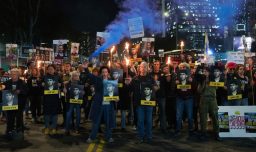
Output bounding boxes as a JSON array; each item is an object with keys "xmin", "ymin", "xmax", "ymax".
[
  {"xmin": 125, "ymin": 57, "xmax": 130, "ymax": 78},
  {"xmin": 180, "ymin": 41, "xmax": 184, "ymax": 53},
  {"xmin": 110, "ymin": 45, "xmax": 115, "ymax": 63},
  {"xmin": 166, "ymin": 56, "xmax": 171, "ymax": 66},
  {"xmin": 125, "ymin": 42, "xmax": 129, "ymax": 57}
]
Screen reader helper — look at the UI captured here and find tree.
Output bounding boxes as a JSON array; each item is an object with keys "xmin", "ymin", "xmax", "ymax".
[{"xmin": 0, "ymin": 0, "xmax": 41, "ymax": 44}]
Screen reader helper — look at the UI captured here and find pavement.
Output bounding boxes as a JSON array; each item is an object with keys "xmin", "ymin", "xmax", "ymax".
[{"xmin": 0, "ymin": 115, "xmax": 256, "ymax": 152}]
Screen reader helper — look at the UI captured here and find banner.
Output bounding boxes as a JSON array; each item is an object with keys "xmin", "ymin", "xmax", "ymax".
[
  {"xmin": 128, "ymin": 17, "xmax": 144, "ymax": 39},
  {"xmin": 103, "ymin": 80, "xmax": 119, "ymax": 102},
  {"xmin": 2, "ymin": 90, "xmax": 18, "ymax": 111},
  {"xmin": 218, "ymin": 106, "xmax": 256, "ymax": 137},
  {"xmin": 69, "ymin": 84, "xmax": 84, "ymax": 104},
  {"xmin": 6, "ymin": 44, "xmax": 18, "ymax": 60},
  {"xmin": 141, "ymin": 38, "xmax": 155, "ymax": 57},
  {"xmin": 111, "ymin": 69, "xmax": 123, "ymax": 88},
  {"xmin": 35, "ymin": 47, "xmax": 53, "ymax": 61},
  {"xmin": 140, "ymin": 82, "xmax": 156, "ymax": 106}
]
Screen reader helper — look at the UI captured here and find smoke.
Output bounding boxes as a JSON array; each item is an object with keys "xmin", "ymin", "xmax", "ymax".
[{"xmin": 90, "ymin": 0, "xmax": 162, "ymax": 58}]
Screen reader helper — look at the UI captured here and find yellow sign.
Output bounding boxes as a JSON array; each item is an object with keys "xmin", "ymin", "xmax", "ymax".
[
  {"xmin": 177, "ymin": 85, "xmax": 191, "ymax": 89},
  {"xmin": 104, "ymin": 96, "xmax": 119, "ymax": 102},
  {"xmin": 61, "ymin": 92, "xmax": 65, "ymax": 97},
  {"xmin": 141, "ymin": 100, "xmax": 156, "ymax": 106},
  {"xmin": 44, "ymin": 90, "xmax": 59, "ymax": 95},
  {"xmin": 118, "ymin": 83, "xmax": 123, "ymax": 88},
  {"xmin": 2, "ymin": 105, "xmax": 18, "ymax": 111},
  {"xmin": 88, "ymin": 96, "xmax": 92, "ymax": 100},
  {"xmin": 69, "ymin": 99, "xmax": 83, "ymax": 104},
  {"xmin": 209, "ymin": 82, "xmax": 224, "ymax": 87},
  {"xmin": 228, "ymin": 94, "xmax": 242, "ymax": 100},
  {"xmin": 131, "ymin": 58, "xmax": 142, "ymax": 62}
]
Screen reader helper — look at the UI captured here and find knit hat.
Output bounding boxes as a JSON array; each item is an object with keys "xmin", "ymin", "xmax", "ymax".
[{"xmin": 225, "ymin": 62, "xmax": 236, "ymax": 69}]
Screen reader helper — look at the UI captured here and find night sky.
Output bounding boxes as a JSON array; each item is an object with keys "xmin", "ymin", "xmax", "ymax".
[{"xmin": 0, "ymin": 0, "xmax": 120, "ymax": 42}]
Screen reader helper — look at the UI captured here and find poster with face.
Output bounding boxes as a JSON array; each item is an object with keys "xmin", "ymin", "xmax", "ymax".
[
  {"xmin": 130, "ymin": 44, "xmax": 142, "ymax": 61},
  {"xmin": 44, "ymin": 76, "xmax": 59, "ymax": 95},
  {"xmin": 140, "ymin": 82, "xmax": 156, "ymax": 106},
  {"xmin": 245, "ymin": 55, "xmax": 256, "ymax": 71},
  {"xmin": 103, "ymin": 80, "xmax": 119, "ymax": 102},
  {"xmin": 2, "ymin": 90, "xmax": 18, "ymax": 110},
  {"xmin": 96, "ymin": 32, "xmax": 110, "ymax": 50},
  {"xmin": 244, "ymin": 112, "xmax": 256, "ymax": 133},
  {"xmin": 227, "ymin": 79, "xmax": 242, "ymax": 100},
  {"xmin": 71, "ymin": 43, "xmax": 80, "ymax": 63},
  {"xmin": 209, "ymin": 67, "xmax": 225, "ymax": 87},
  {"xmin": 111, "ymin": 69, "xmax": 123, "ymax": 87},
  {"xmin": 141, "ymin": 38, "xmax": 155, "ymax": 57},
  {"xmin": 177, "ymin": 70, "xmax": 191, "ymax": 90},
  {"xmin": 218, "ymin": 112, "xmax": 230, "ymax": 132},
  {"xmin": 69, "ymin": 84, "xmax": 84, "ymax": 104},
  {"xmin": 6, "ymin": 44, "xmax": 18, "ymax": 60},
  {"xmin": 53, "ymin": 40, "xmax": 69, "ymax": 64}
]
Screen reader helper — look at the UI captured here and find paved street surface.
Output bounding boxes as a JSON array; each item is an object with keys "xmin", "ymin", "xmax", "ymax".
[{"xmin": 0, "ymin": 115, "xmax": 255, "ymax": 152}]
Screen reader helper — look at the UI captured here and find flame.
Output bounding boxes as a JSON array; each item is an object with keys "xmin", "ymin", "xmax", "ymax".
[
  {"xmin": 110, "ymin": 46, "xmax": 115, "ymax": 54},
  {"xmin": 125, "ymin": 42, "xmax": 129, "ymax": 50},
  {"xmin": 180, "ymin": 41, "xmax": 184, "ymax": 47},
  {"xmin": 37, "ymin": 61, "xmax": 41, "ymax": 69},
  {"xmin": 108, "ymin": 60, "xmax": 111, "ymax": 68},
  {"xmin": 167, "ymin": 56, "xmax": 171, "ymax": 65},
  {"xmin": 125, "ymin": 57, "xmax": 130, "ymax": 66}
]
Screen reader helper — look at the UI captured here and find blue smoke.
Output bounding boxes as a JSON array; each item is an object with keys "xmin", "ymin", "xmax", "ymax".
[{"xmin": 90, "ymin": 0, "xmax": 162, "ymax": 58}]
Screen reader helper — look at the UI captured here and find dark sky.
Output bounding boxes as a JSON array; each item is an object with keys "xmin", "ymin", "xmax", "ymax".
[
  {"xmin": 38, "ymin": 0, "xmax": 119, "ymax": 39},
  {"xmin": 0, "ymin": 0, "xmax": 120, "ymax": 42}
]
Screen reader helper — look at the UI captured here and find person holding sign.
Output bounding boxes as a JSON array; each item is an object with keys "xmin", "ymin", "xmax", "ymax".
[
  {"xmin": 235, "ymin": 64, "xmax": 249, "ymax": 105},
  {"xmin": 226, "ymin": 79, "xmax": 242, "ymax": 106},
  {"xmin": 174, "ymin": 68, "xmax": 194, "ymax": 137},
  {"xmin": 84, "ymin": 63, "xmax": 116, "ymax": 143},
  {"xmin": 125, "ymin": 62, "xmax": 159, "ymax": 143},
  {"xmin": 64, "ymin": 71, "xmax": 84, "ymax": 135},
  {"xmin": 3, "ymin": 68, "xmax": 28, "ymax": 140},
  {"xmin": 197, "ymin": 67, "xmax": 221, "ymax": 141},
  {"xmin": 42, "ymin": 65, "xmax": 62, "ymax": 135}
]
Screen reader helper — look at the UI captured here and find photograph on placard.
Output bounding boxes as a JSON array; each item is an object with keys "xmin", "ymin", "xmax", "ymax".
[
  {"xmin": 244, "ymin": 112, "xmax": 256, "ymax": 133},
  {"xmin": 2, "ymin": 90, "xmax": 18, "ymax": 111},
  {"xmin": 96, "ymin": 32, "xmax": 110, "ymax": 50},
  {"xmin": 140, "ymin": 82, "xmax": 156, "ymax": 106},
  {"xmin": 111, "ymin": 69, "xmax": 123, "ymax": 87},
  {"xmin": 6, "ymin": 44, "xmax": 18, "ymax": 60},
  {"xmin": 218, "ymin": 112, "xmax": 230, "ymax": 132},
  {"xmin": 209, "ymin": 65, "xmax": 225, "ymax": 87},
  {"xmin": 44, "ymin": 76, "xmax": 59, "ymax": 95},
  {"xmin": 141, "ymin": 38, "xmax": 155, "ymax": 57},
  {"xmin": 227, "ymin": 79, "xmax": 242, "ymax": 100},
  {"xmin": 103, "ymin": 80, "xmax": 119, "ymax": 102},
  {"xmin": 69, "ymin": 84, "xmax": 84, "ymax": 104}
]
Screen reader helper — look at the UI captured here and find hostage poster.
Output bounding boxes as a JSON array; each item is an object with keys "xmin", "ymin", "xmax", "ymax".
[
  {"xmin": 140, "ymin": 82, "xmax": 156, "ymax": 106},
  {"xmin": 69, "ymin": 84, "xmax": 84, "ymax": 104},
  {"xmin": 53, "ymin": 39, "xmax": 69, "ymax": 64},
  {"xmin": 71, "ymin": 43, "xmax": 80, "ymax": 63},
  {"xmin": 6, "ymin": 44, "xmax": 18, "ymax": 60},
  {"xmin": 103, "ymin": 80, "xmax": 119, "ymax": 102}
]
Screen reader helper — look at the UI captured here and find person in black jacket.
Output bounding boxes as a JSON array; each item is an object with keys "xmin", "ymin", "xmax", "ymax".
[
  {"xmin": 27, "ymin": 68, "xmax": 43, "ymax": 123},
  {"xmin": 3, "ymin": 68, "xmax": 28, "ymax": 140}
]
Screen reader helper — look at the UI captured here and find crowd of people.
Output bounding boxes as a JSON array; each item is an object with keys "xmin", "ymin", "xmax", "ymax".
[{"xmin": 0, "ymin": 54, "xmax": 256, "ymax": 144}]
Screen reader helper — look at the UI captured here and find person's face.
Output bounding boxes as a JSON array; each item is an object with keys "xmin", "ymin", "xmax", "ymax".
[
  {"xmin": 6, "ymin": 93, "xmax": 14, "ymax": 102},
  {"xmin": 153, "ymin": 61, "xmax": 160, "ymax": 72},
  {"xmin": 58, "ymin": 45, "xmax": 64, "ymax": 52},
  {"xmin": 101, "ymin": 68, "xmax": 109, "ymax": 78},
  {"xmin": 72, "ymin": 74, "xmax": 79, "ymax": 81},
  {"xmin": 144, "ymin": 87, "xmax": 152, "ymax": 96},
  {"xmin": 106, "ymin": 84, "xmax": 114, "ymax": 93},
  {"xmin": 146, "ymin": 42, "xmax": 151, "ymax": 50},
  {"xmin": 203, "ymin": 69, "xmax": 209, "ymax": 77},
  {"xmin": 131, "ymin": 49, "xmax": 137, "ymax": 55},
  {"xmin": 74, "ymin": 88, "xmax": 80, "ymax": 95},
  {"xmin": 47, "ymin": 66, "xmax": 55, "ymax": 75},
  {"xmin": 112, "ymin": 72, "xmax": 119, "ymax": 80},
  {"xmin": 163, "ymin": 66, "xmax": 170, "ymax": 74},
  {"xmin": 32, "ymin": 69, "xmax": 38, "ymax": 76},
  {"xmin": 64, "ymin": 64, "xmax": 71, "ymax": 72},
  {"xmin": 230, "ymin": 83, "xmax": 237, "ymax": 92},
  {"xmin": 73, "ymin": 47, "xmax": 78, "ymax": 53},
  {"xmin": 247, "ymin": 58, "xmax": 253, "ymax": 65},
  {"xmin": 10, "ymin": 71, "xmax": 19, "ymax": 80},
  {"xmin": 238, "ymin": 66, "xmax": 245, "ymax": 75},
  {"xmin": 139, "ymin": 64, "xmax": 147, "ymax": 75},
  {"xmin": 214, "ymin": 69, "xmax": 221, "ymax": 78},
  {"xmin": 180, "ymin": 73, "xmax": 187, "ymax": 81},
  {"xmin": 227, "ymin": 68, "xmax": 235, "ymax": 74},
  {"xmin": 90, "ymin": 86, "xmax": 95, "ymax": 93},
  {"xmin": 187, "ymin": 55, "xmax": 192, "ymax": 61},
  {"xmin": 47, "ymin": 79, "xmax": 54, "ymax": 86}
]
